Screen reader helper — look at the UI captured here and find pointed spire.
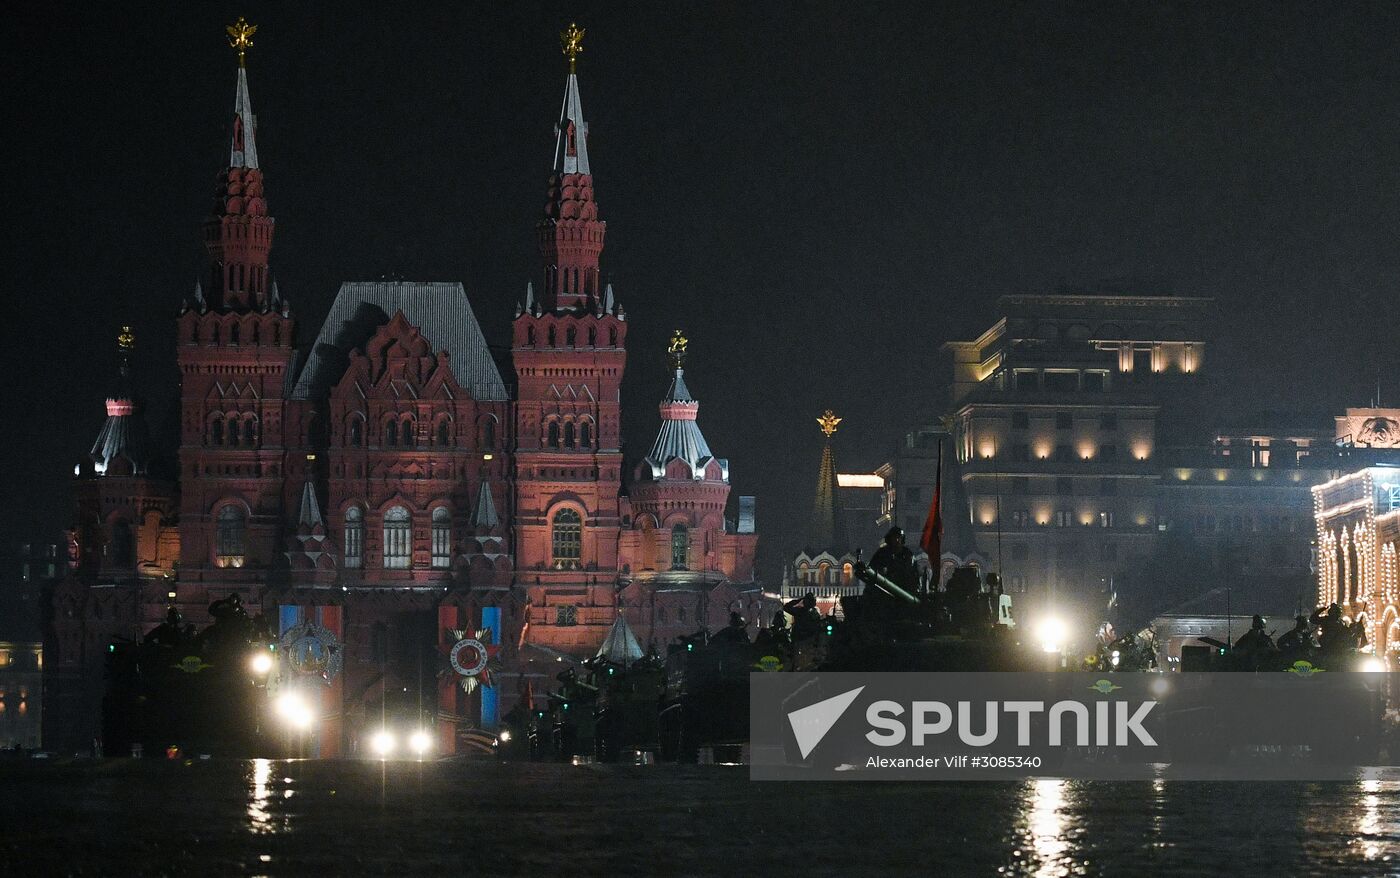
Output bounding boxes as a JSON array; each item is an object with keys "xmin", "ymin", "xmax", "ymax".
[
  {"xmin": 230, "ymin": 66, "xmax": 260, "ymax": 169},
  {"xmin": 204, "ymin": 18, "xmax": 274, "ymax": 312},
  {"xmin": 554, "ymin": 23, "xmax": 590, "ymax": 175},
  {"xmin": 525, "ymin": 281, "xmax": 535, "ymax": 311},
  {"xmin": 297, "ymin": 461, "xmax": 324, "ymax": 530},
  {"xmin": 808, "ymin": 412, "xmax": 841, "ymax": 550},
  {"xmin": 192, "ymin": 278, "xmax": 206, "ymax": 312},
  {"xmin": 472, "ymin": 482, "xmax": 500, "ymax": 529},
  {"xmin": 538, "ymin": 23, "xmax": 604, "ymax": 311},
  {"xmin": 89, "ymin": 326, "xmax": 150, "ymax": 477},
  {"xmin": 603, "ymin": 283, "xmax": 615, "ymax": 315}
]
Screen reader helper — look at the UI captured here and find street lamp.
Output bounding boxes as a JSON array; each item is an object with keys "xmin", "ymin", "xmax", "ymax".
[{"xmin": 408, "ymin": 729, "xmax": 431, "ymax": 758}]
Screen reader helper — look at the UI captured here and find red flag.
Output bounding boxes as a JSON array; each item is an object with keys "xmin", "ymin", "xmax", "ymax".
[{"xmin": 920, "ymin": 439, "xmax": 943, "ymax": 563}]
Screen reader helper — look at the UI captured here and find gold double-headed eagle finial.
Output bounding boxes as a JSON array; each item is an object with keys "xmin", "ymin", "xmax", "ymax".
[
  {"xmin": 227, "ymin": 17, "xmax": 257, "ymax": 67},
  {"xmin": 667, "ymin": 329, "xmax": 688, "ymax": 368},
  {"xmin": 817, "ymin": 410, "xmax": 842, "ymax": 438},
  {"xmin": 117, "ymin": 325, "xmax": 135, "ymax": 351},
  {"xmin": 561, "ymin": 22, "xmax": 585, "ymax": 73}
]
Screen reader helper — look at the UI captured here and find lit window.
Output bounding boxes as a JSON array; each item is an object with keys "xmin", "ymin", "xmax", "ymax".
[
  {"xmin": 383, "ymin": 506, "xmax": 411, "ymax": 569},
  {"xmin": 344, "ymin": 507, "xmax": 363, "ymax": 568},
  {"xmin": 431, "ymin": 507, "xmax": 452, "ymax": 569},
  {"xmin": 215, "ymin": 506, "xmax": 246, "ymax": 567},
  {"xmin": 552, "ymin": 509, "xmax": 582, "ymax": 569},
  {"xmin": 671, "ymin": 524, "xmax": 689, "ymax": 570}
]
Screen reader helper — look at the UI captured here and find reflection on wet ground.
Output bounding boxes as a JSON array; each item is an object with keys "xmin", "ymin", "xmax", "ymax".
[{"xmin": 2, "ymin": 760, "xmax": 1400, "ymax": 875}]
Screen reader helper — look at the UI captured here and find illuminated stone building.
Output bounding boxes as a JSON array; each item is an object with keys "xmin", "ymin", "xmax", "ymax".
[
  {"xmin": 47, "ymin": 24, "xmax": 759, "ymax": 754},
  {"xmin": 1314, "ymin": 465, "xmax": 1400, "ymax": 659},
  {"xmin": 943, "ymin": 294, "xmax": 1213, "ymax": 614}
]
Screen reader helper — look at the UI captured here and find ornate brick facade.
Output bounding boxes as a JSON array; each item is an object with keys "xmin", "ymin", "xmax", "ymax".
[{"xmin": 47, "ymin": 37, "xmax": 760, "ymax": 754}]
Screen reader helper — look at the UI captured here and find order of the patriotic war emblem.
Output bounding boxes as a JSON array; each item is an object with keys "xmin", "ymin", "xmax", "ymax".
[{"xmin": 445, "ymin": 628, "xmax": 501, "ymax": 694}]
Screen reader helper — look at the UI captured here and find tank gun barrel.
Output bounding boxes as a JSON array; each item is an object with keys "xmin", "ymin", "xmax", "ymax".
[{"xmin": 853, "ymin": 562, "xmax": 919, "ymax": 605}]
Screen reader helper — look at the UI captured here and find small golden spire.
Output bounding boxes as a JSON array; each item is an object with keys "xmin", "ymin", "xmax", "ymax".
[
  {"xmin": 817, "ymin": 410, "xmax": 842, "ymax": 438},
  {"xmin": 227, "ymin": 17, "xmax": 257, "ymax": 67},
  {"xmin": 667, "ymin": 329, "xmax": 688, "ymax": 368},
  {"xmin": 117, "ymin": 325, "xmax": 135, "ymax": 351},
  {"xmin": 561, "ymin": 22, "xmax": 585, "ymax": 73}
]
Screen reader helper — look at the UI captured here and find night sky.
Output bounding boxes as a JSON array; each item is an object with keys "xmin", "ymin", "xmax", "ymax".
[{"xmin": 5, "ymin": 3, "xmax": 1399, "ymax": 579}]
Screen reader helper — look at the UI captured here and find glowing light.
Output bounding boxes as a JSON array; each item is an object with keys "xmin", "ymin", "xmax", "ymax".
[
  {"xmin": 1035, "ymin": 617, "xmax": 1067, "ymax": 654},
  {"xmin": 498, "ymin": 729, "xmax": 513, "ymax": 743},
  {"xmin": 274, "ymin": 692, "xmax": 314, "ymax": 730},
  {"xmin": 371, "ymin": 730, "xmax": 396, "ymax": 758},
  {"xmin": 1362, "ymin": 657, "xmax": 1385, "ymax": 673},
  {"xmin": 249, "ymin": 651, "xmax": 273, "ymax": 675},
  {"xmin": 836, "ymin": 473, "xmax": 884, "ymax": 488},
  {"xmin": 483, "ymin": 453, "xmax": 494, "ymax": 461},
  {"xmin": 409, "ymin": 729, "xmax": 432, "ymax": 756}
]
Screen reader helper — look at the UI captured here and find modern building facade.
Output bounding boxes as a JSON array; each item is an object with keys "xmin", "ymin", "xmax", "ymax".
[{"xmin": 943, "ymin": 294, "xmax": 1213, "ymax": 615}]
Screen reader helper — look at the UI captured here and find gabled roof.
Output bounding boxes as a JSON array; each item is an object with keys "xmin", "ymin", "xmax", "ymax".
[{"xmin": 290, "ymin": 282, "xmax": 508, "ymax": 401}]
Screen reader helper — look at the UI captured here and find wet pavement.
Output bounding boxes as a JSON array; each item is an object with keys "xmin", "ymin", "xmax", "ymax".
[{"xmin": 3, "ymin": 758, "xmax": 1400, "ymax": 876}]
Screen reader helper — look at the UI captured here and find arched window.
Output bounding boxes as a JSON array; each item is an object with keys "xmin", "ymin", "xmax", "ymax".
[
  {"xmin": 526, "ymin": 326, "xmax": 536, "ymax": 346},
  {"xmin": 273, "ymin": 324, "xmax": 281, "ymax": 345},
  {"xmin": 551, "ymin": 509, "xmax": 582, "ymax": 569},
  {"xmin": 386, "ymin": 420, "xmax": 399, "ymax": 447},
  {"xmin": 436, "ymin": 419, "xmax": 450, "ymax": 447},
  {"xmin": 548, "ymin": 326, "xmax": 556, "ymax": 347},
  {"xmin": 252, "ymin": 322, "xmax": 260, "ymax": 344},
  {"xmin": 564, "ymin": 421, "xmax": 576, "ymax": 448},
  {"xmin": 587, "ymin": 326, "xmax": 596, "ymax": 346},
  {"xmin": 109, "ymin": 519, "xmax": 133, "ymax": 567},
  {"xmin": 215, "ymin": 506, "xmax": 246, "ymax": 568},
  {"xmin": 431, "ymin": 507, "xmax": 451, "ymax": 568},
  {"xmin": 344, "ymin": 507, "xmax": 363, "ymax": 568},
  {"xmin": 481, "ymin": 418, "xmax": 496, "ymax": 449},
  {"xmin": 671, "ymin": 524, "xmax": 689, "ymax": 570},
  {"xmin": 402, "ymin": 418, "xmax": 416, "ymax": 447},
  {"xmin": 244, "ymin": 417, "xmax": 258, "ymax": 446},
  {"xmin": 349, "ymin": 417, "xmax": 363, "ymax": 447},
  {"xmin": 383, "ymin": 506, "xmax": 411, "ymax": 569},
  {"xmin": 608, "ymin": 327, "xmax": 617, "ymax": 346},
  {"xmin": 566, "ymin": 326, "xmax": 577, "ymax": 348},
  {"xmin": 210, "ymin": 418, "xmax": 224, "ymax": 446},
  {"xmin": 579, "ymin": 421, "xmax": 592, "ymax": 448},
  {"xmin": 228, "ymin": 419, "xmax": 241, "ymax": 447},
  {"xmin": 230, "ymin": 323, "xmax": 240, "ymax": 345},
  {"xmin": 547, "ymin": 421, "xmax": 560, "ymax": 448}
]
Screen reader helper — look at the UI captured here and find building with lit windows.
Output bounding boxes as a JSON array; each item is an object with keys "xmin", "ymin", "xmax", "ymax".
[{"xmin": 943, "ymin": 294, "xmax": 1213, "ymax": 615}]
